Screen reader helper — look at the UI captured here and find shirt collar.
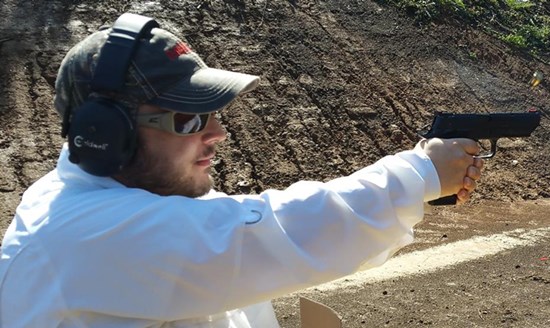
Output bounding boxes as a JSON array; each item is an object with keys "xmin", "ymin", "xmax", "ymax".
[{"xmin": 56, "ymin": 143, "xmax": 127, "ymax": 190}]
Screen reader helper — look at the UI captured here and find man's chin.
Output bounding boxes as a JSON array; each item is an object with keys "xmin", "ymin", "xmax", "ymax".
[
  {"xmin": 183, "ymin": 175, "xmax": 214, "ymax": 198},
  {"xmin": 198, "ymin": 175, "xmax": 215, "ymax": 196}
]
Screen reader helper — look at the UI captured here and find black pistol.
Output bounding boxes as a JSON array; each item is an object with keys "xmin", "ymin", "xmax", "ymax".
[{"xmin": 419, "ymin": 110, "xmax": 541, "ymax": 205}]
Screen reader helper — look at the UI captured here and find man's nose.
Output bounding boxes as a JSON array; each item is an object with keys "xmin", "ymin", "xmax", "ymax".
[{"xmin": 202, "ymin": 114, "xmax": 227, "ymax": 144}]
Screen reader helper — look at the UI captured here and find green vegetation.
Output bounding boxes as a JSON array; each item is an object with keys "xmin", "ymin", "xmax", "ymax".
[{"xmin": 380, "ymin": 0, "xmax": 550, "ymax": 56}]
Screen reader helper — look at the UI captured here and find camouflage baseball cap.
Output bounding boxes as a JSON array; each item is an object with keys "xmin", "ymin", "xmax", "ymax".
[{"xmin": 54, "ymin": 19, "xmax": 260, "ymax": 116}]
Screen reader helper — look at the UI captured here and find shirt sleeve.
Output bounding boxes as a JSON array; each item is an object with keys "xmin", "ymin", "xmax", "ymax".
[
  {"xmin": 225, "ymin": 149, "xmax": 440, "ymax": 306},
  {"xmin": 46, "ymin": 149, "xmax": 440, "ymax": 320}
]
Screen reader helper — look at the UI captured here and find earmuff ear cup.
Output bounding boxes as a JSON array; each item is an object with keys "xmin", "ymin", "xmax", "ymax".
[{"xmin": 67, "ymin": 98, "xmax": 137, "ymax": 176}]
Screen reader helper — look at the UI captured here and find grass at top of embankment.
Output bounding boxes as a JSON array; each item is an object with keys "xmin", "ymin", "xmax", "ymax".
[{"xmin": 379, "ymin": 0, "xmax": 550, "ymax": 57}]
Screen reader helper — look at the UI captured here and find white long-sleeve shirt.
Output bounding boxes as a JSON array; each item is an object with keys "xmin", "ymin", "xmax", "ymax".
[{"xmin": 0, "ymin": 144, "xmax": 440, "ymax": 327}]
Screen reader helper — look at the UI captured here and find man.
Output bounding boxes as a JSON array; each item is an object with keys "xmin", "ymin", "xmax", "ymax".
[{"xmin": 0, "ymin": 13, "xmax": 483, "ymax": 327}]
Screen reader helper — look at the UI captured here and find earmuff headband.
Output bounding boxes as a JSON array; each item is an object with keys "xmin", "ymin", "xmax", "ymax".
[{"xmin": 91, "ymin": 13, "xmax": 159, "ymax": 92}]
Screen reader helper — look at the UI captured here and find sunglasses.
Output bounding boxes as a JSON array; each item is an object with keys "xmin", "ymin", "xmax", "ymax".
[{"xmin": 136, "ymin": 111, "xmax": 213, "ymax": 135}]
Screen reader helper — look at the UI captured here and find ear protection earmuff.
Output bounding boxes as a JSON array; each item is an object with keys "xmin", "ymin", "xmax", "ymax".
[{"xmin": 61, "ymin": 13, "xmax": 159, "ymax": 177}]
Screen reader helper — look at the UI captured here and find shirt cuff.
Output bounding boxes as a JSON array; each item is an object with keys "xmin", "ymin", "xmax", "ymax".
[{"xmin": 396, "ymin": 149, "xmax": 441, "ymax": 202}]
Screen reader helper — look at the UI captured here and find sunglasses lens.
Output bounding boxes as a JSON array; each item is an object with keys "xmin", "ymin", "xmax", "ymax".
[{"xmin": 173, "ymin": 113, "xmax": 210, "ymax": 134}]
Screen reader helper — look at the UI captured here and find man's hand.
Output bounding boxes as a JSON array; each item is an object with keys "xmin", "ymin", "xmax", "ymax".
[{"xmin": 416, "ymin": 138, "xmax": 484, "ymax": 204}]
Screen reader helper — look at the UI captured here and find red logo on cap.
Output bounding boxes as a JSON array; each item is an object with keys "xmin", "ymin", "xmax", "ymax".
[{"xmin": 165, "ymin": 42, "xmax": 192, "ymax": 60}]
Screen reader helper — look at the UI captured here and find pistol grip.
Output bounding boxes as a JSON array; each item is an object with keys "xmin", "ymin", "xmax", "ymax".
[{"xmin": 428, "ymin": 195, "xmax": 458, "ymax": 206}]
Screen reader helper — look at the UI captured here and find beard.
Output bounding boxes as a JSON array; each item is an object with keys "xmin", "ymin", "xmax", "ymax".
[{"xmin": 115, "ymin": 141, "xmax": 214, "ymax": 198}]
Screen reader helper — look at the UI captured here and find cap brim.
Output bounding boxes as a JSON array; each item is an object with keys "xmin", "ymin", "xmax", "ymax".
[{"xmin": 147, "ymin": 68, "xmax": 260, "ymax": 114}]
